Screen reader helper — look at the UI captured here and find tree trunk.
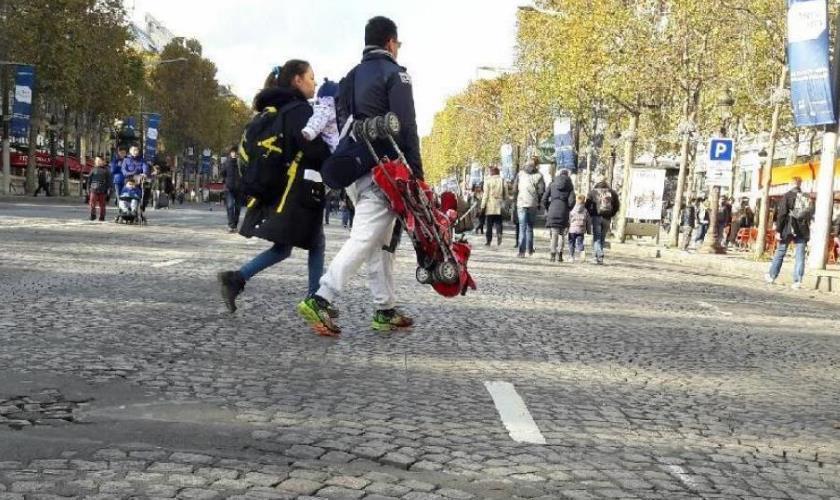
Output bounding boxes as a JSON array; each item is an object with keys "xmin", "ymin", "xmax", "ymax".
[
  {"xmin": 667, "ymin": 105, "xmax": 698, "ymax": 247},
  {"xmin": 616, "ymin": 112, "xmax": 639, "ymax": 242},
  {"xmin": 754, "ymin": 65, "xmax": 788, "ymax": 259}
]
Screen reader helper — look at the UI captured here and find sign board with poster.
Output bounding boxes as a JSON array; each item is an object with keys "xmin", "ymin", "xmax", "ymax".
[{"xmin": 627, "ymin": 168, "xmax": 666, "ymax": 221}]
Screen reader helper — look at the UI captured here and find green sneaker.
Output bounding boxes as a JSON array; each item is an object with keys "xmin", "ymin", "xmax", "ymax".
[
  {"xmin": 371, "ymin": 309, "xmax": 414, "ymax": 331},
  {"xmin": 297, "ymin": 296, "xmax": 341, "ymax": 336}
]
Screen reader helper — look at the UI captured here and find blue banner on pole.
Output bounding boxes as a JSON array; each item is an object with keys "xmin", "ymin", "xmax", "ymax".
[
  {"xmin": 144, "ymin": 113, "xmax": 161, "ymax": 162},
  {"xmin": 201, "ymin": 151, "xmax": 211, "ymax": 175},
  {"xmin": 10, "ymin": 65, "xmax": 35, "ymax": 137},
  {"xmin": 787, "ymin": 0, "xmax": 836, "ymax": 127},
  {"xmin": 554, "ymin": 117, "xmax": 576, "ymax": 172}
]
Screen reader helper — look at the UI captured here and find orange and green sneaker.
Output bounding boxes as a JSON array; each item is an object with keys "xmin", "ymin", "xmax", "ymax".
[
  {"xmin": 297, "ymin": 296, "xmax": 341, "ymax": 336},
  {"xmin": 371, "ymin": 309, "xmax": 414, "ymax": 331}
]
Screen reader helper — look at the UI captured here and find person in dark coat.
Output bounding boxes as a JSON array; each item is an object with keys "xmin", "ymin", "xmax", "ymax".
[
  {"xmin": 766, "ymin": 177, "xmax": 812, "ymax": 289},
  {"xmin": 86, "ymin": 157, "xmax": 111, "ymax": 221},
  {"xmin": 679, "ymin": 199, "xmax": 697, "ymax": 251},
  {"xmin": 34, "ymin": 168, "xmax": 51, "ymax": 196},
  {"xmin": 585, "ymin": 176, "xmax": 621, "ymax": 264},
  {"xmin": 217, "ymin": 60, "xmax": 332, "ymax": 313},
  {"xmin": 220, "ymin": 146, "xmax": 243, "ymax": 232},
  {"xmin": 541, "ymin": 169, "xmax": 575, "ymax": 262}
]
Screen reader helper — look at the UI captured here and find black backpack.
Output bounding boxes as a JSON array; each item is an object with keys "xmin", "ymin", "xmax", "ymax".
[{"xmin": 238, "ymin": 101, "xmax": 304, "ymax": 202}]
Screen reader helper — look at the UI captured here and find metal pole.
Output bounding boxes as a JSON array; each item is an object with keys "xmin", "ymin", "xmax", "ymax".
[{"xmin": 1, "ymin": 65, "xmax": 9, "ymax": 195}]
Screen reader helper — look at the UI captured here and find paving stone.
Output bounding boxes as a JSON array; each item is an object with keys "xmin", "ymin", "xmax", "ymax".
[
  {"xmin": 400, "ymin": 480, "xmax": 436, "ymax": 492},
  {"xmin": 364, "ymin": 482, "xmax": 411, "ymax": 497},
  {"xmin": 380, "ymin": 452, "xmax": 415, "ymax": 470},
  {"xmin": 315, "ymin": 486, "xmax": 365, "ymax": 499},
  {"xmin": 276, "ymin": 478, "xmax": 323, "ymax": 495},
  {"xmin": 170, "ymin": 453, "xmax": 215, "ymax": 465}
]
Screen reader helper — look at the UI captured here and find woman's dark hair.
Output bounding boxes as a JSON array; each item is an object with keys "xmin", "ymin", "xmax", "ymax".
[
  {"xmin": 365, "ymin": 16, "xmax": 398, "ymax": 48},
  {"xmin": 262, "ymin": 59, "xmax": 311, "ymax": 90}
]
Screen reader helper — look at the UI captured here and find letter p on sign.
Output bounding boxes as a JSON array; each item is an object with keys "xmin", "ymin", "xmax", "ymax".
[{"xmin": 709, "ymin": 138, "xmax": 734, "ymax": 162}]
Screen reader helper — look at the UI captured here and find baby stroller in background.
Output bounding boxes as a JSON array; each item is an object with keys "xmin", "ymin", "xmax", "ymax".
[
  {"xmin": 354, "ymin": 113, "xmax": 476, "ymax": 298},
  {"xmin": 116, "ymin": 179, "xmax": 147, "ymax": 225}
]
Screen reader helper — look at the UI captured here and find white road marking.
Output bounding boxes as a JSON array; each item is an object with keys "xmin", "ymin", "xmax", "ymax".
[
  {"xmin": 664, "ymin": 465, "xmax": 701, "ymax": 490},
  {"xmin": 484, "ymin": 381, "xmax": 546, "ymax": 444},
  {"xmin": 151, "ymin": 259, "xmax": 185, "ymax": 268},
  {"xmin": 697, "ymin": 301, "xmax": 733, "ymax": 316}
]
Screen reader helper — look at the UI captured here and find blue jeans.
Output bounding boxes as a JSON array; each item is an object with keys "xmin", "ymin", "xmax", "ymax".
[
  {"xmin": 225, "ymin": 191, "xmax": 242, "ymax": 229},
  {"xmin": 768, "ymin": 237, "xmax": 807, "ymax": 284},
  {"xmin": 517, "ymin": 207, "xmax": 537, "ymax": 254},
  {"xmin": 695, "ymin": 223, "xmax": 709, "ymax": 243},
  {"xmin": 591, "ymin": 215, "xmax": 608, "ymax": 260},
  {"xmin": 568, "ymin": 233, "xmax": 585, "ymax": 257},
  {"xmin": 239, "ymin": 229, "xmax": 326, "ymax": 296}
]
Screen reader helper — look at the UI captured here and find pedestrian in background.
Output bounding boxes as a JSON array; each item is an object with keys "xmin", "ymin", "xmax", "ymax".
[
  {"xmin": 718, "ymin": 196, "xmax": 733, "ymax": 246},
  {"xmin": 86, "ymin": 157, "xmax": 110, "ymax": 221},
  {"xmin": 514, "ymin": 157, "xmax": 545, "ymax": 258},
  {"xmin": 34, "ymin": 168, "xmax": 51, "ymax": 197},
  {"xmin": 542, "ymin": 168, "xmax": 575, "ymax": 262},
  {"xmin": 585, "ymin": 175, "xmax": 620, "ymax": 265},
  {"xmin": 481, "ymin": 166, "xmax": 507, "ymax": 246},
  {"xmin": 694, "ymin": 199, "xmax": 710, "ymax": 248},
  {"xmin": 766, "ymin": 177, "xmax": 812, "ymax": 289},
  {"xmin": 110, "ymin": 147, "xmax": 126, "ymax": 206},
  {"xmin": 568, "ymin": 194, "xmax": 588, "ymax": 263},
  {"xmin": 679, "ymin": 198, "xmax": 696, "ymax": 251},
  {"xmin": 472, "ymin": 185, "xmax": 485, "ymax": 234},
  {"xmin": 220, "ymin": 147, "xmax": 243, "ymax": 233}
]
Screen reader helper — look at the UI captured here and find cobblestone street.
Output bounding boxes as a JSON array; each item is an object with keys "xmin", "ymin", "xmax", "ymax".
[{"xmin": 1, "ymin": 200, "xmax": 840, "ymax": 500}]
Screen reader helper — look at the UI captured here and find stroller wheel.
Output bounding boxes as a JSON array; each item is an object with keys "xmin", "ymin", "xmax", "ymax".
[
  {"xmin": 353, "ymin": 120, "xmax": 367, "ymax": 141},
  {"xmin": 364, "ymin": 117, "xmax": 381, "ymax": 141},
  {"xmin": 415, "ymin": 266, "xmax": 433, "ymax": 285},
  {"xmin": 435, "ymin": 260, "xmax": 460, "ymax": 285},
  {"xmin": 383, "ymin": 112, "xmax": 401, "ymax": 137}
]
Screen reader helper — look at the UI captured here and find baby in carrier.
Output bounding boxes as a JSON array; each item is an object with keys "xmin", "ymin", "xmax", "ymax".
[{"xmin": 301, "ymin": 79, "xmax": 339, "ymax": 152}]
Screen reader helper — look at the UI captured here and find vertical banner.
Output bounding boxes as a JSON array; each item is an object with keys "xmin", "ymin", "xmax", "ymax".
[
  {"xmin": 500, "ymin": 143, "xmax": 514, "ymax": 181},
  {"xmin": 627, "ymin": 168, "xmax": 666, "ymax": 221},
  {"xmin": 201, "ymin": 149, "xmax": 212, "ymax": 175},
  {"xmin": 787, "ymin": 0, "xmax": 836, "ymax": 126},
  {"xmin": 554, "ymin": 117, "xmax": 575, "ymax": 172},
  {"xmin": 10, "ymin": 65, "xmax": 35, "ymax": 137},
  {"xmin": 144, "ymin": 113, "xmax": 161, "ymax": 162},
  {"xmin": 469, "ymin": 161, "xmax": 483, "ymax": 188}
]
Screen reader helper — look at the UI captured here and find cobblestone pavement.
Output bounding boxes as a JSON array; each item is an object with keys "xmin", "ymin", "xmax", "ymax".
[{"xmin": 1, "ymin": 200, "xmax": 839, "ymax": 500}]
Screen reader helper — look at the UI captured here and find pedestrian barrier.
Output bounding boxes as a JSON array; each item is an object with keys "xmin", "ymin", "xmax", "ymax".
[{"xmin": 622, "ymin": 222, "xmax": 660, "ymax": 245}]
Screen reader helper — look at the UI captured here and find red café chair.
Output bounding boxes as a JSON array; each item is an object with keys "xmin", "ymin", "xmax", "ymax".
[{"xmin": 735, "ymin": 228, "xmax": 750, "ymax": 250}]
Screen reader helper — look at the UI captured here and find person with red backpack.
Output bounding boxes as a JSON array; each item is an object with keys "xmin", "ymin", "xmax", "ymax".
[{"xmin": 585, "ymin": 175, "xmax": 621, "ymax": 265}]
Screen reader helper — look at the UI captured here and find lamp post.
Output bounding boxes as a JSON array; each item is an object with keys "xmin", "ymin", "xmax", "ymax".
[{"xmin": 701, "ymin": 90, "xmax": 735, "ymax": 254}]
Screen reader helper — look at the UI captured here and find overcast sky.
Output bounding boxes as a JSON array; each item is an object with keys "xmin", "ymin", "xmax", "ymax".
[{"xmin": 126, "ymin": 0, "xmax": 523, "ymax": 136}]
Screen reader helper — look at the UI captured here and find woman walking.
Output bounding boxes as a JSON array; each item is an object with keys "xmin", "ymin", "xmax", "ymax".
[
  {"xmin": 541, "ymin": 169, "xmax": 575, "ymax": 262},
  {"xmin": 217, "ymin": 60, "xmax": 332, "ymax": 314}
]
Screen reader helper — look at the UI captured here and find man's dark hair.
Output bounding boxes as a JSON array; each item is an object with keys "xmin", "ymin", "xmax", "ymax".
[{"xmin": 365, "ymin": 16, "xmax": 398, "ymax": 48}]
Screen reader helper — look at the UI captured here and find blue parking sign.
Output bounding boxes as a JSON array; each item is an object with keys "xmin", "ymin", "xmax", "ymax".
[{"xmin": 709, "ymin": 138, "xmax": 734, "ymax": 162}]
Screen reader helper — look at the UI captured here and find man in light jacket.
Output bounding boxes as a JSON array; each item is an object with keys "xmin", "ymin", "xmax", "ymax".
[
  {"xmin": 513, "ymin": 158, "xmax": 545, "ymax": 258},
  {"xmin": 481, "ymin": 166, "xmax": 508, "ymax": 246}
]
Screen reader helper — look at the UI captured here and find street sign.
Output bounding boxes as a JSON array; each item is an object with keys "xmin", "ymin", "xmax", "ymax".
[{"xmin": 706, "ymin": 138, "xmax": 734, "ymax": 187}]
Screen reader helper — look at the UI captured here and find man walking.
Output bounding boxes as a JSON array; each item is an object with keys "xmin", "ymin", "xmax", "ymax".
[
  {"xmin": 33, "ymin": 167, "xmax": 51, "ymax": 196},
  {"xmin": 679, "ymin": 198, "xmax": 696, "ymax": 251},
  {"xmin": 585, "ymin": 175, "xmax": 621, "ymax": 265},
  {"xmin": 766, "ymin": 177, "xmax": 812, "ymax": 289},
  {"xmin": 110, "ymin": 147, "xmax": 127, "ymax": 206},
  {"xmin": 513, "ymin": 157, "xmax": 545, "ymax": 257},
  {"xmin": 481, "ymin": 166, "xmax": 507, "ymax": 246},
  {"xmin": 220, "ymin": 147, "xmax": 242, "ymax": 233},
  {"xmin": 298, "ymin": 16, "xmax": 421, "ymax": 335},
  {"xmin": 86, "ymin": 157, "xmax": 110, "ymax": 221}
]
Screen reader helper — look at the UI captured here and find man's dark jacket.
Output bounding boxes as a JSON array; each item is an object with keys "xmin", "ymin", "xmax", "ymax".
[{"xmin": 323, "ymin": 47, "xmax": 423, "ymax": 188}]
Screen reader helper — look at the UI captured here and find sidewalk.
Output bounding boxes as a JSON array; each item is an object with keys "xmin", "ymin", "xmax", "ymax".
[{"xmin": 532, "ymin": 226, "xmax": 840, "ymax": 294}]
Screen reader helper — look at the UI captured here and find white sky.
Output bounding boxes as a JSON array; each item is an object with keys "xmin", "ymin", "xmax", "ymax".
[{"xmin": 126, "ymin": 0, "xmax": 522, "ymax": 136}]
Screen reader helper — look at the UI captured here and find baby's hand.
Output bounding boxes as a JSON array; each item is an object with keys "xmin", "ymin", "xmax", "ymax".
[{"xmin": 301, "ymin": 128, "xmax": 315, "ymax": 141}]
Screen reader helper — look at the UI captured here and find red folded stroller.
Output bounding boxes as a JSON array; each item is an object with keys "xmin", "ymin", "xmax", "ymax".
[{"xmin": 354, "ymin": 114, "xmax": 476, "ymax": 297}]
